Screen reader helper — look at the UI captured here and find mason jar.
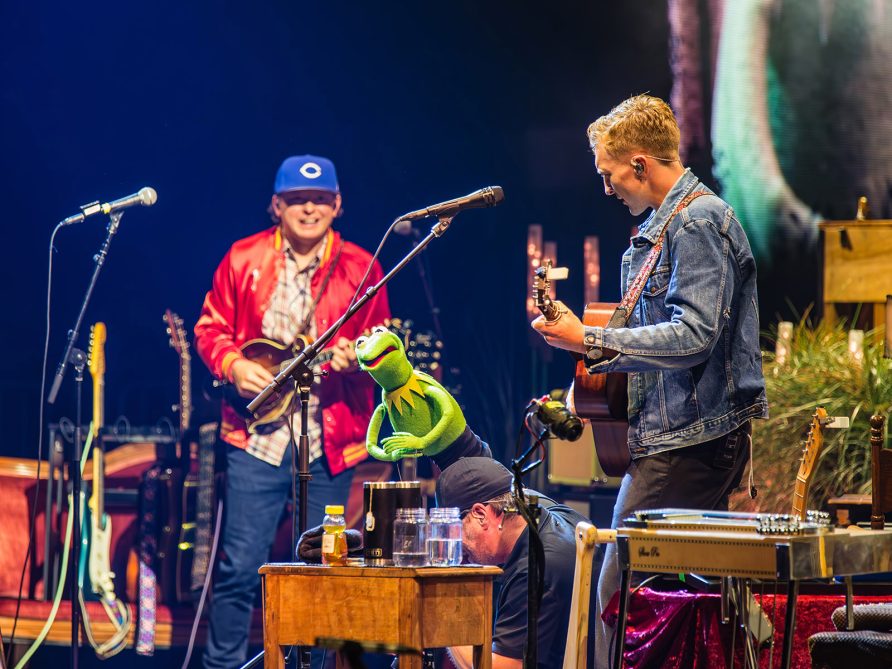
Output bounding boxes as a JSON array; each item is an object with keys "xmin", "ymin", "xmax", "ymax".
[
  {"xmin": 428, "ymin": 507, "xmax": 462, "ymax": 566},
  {"xmin": 392, "ymin": 508, "xmax": 429, "ymax": 567}
]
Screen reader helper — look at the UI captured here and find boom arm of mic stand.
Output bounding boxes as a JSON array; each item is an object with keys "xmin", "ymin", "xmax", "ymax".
[
  {"xmin": 248, "ymin": 216, "xmax": 454, "ymax": 415},
  {"xmin": 48, "ymin": 210, "xmax": 125, "ymax": 404}
]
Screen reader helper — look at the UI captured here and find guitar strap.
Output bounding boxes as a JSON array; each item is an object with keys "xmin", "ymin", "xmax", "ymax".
[
  {"xmin": 135, "ymin": 465, "xmax": 162, "ymax": 655},
  {"xmin": 606, "ymin": 190, "xmax": 709, "ymax": 329},
  {"xmin": 295, "ymin": 237, "xmax": 343, "ymax": 337},
  {"xmin": 191, "ymin": 421, "xmax": 219, "ymax": 594}
]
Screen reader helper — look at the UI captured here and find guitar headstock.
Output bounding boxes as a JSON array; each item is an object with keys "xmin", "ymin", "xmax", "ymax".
[
  {"xmin": 533, "ymin": 259, "xmax": 568, "ymax": 322},
  {"xmin": 164, "ymin": 309, "xmax": 191, "ymax": 359},
  {"xmin": 88, "ymin": 322, "xmax": 107, "ymax": 377},
  {"xmin": 800, "ymin": 407, "xmax": 831, "ymax": 481}
]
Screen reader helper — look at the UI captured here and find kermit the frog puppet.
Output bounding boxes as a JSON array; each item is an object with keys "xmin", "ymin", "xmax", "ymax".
[{"xmin": 356, "ymin": 326, "xmax": 466, "ymax": 462}]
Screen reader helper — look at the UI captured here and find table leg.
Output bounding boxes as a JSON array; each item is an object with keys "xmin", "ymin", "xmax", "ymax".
[
  {"xmin": 262, "ymin": 576, "xmax": 284, "ymax": 669},
  {"xmin": 612, "ymin": 567, "xmax": 632, "ymax": 669},
  {"xmin": 399, "ymin": 652, "xmax": 423, "ymax": 669},
  {"xmin": 780, "ymin": 579, "xmax": 799, "ymax": 669},
  {"xmin": 472, "ymin": 643, "xmax": 493, "ymax": 669},
  {"xmin": 476, "ymin": 573, "xmax": 493, "ymax": 669}
]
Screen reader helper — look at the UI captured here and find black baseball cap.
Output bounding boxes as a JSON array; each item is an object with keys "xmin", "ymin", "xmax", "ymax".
[{"xmin": 436, "ymin": 457, "xmax": 514, "ymax": 515}]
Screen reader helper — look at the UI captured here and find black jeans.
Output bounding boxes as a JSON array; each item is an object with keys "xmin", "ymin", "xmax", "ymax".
[{"xmin": 593, "ymin": 422, "xmax": 752, "ymax": 669}]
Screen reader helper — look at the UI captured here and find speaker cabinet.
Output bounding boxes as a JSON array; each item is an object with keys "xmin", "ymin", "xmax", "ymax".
[{"xmin": 547, "ymin": 423, "xmax": 623, "ymax": 488}]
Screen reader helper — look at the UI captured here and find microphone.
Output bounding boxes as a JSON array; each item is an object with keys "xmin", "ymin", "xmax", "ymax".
[
  {"xmin": 530, "ymin": 395, "xmax": 583, "ymax": 441},
  {"xmin": 395, "ymin": 186, "xmax": 504, "ymax": 226},
  {"xmin": 61, "ymin": 187, "xmax": 158, "ymax": 226}
]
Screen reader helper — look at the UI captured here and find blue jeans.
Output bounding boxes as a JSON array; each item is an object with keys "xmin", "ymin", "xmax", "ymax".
[{"xmin": 203, "ymin": 446, "xmax": 354, "ymax": 669}]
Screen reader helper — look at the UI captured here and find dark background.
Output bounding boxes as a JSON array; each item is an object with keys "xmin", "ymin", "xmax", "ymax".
[{"xmin": 0, "ymin": 2, "xmax": 673, "ymax": 461}]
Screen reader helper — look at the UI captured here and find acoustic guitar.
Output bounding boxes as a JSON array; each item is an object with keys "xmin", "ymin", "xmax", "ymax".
[{"xmin": 533, "ymin": 260, "xmax": 630, "ymax": 477}]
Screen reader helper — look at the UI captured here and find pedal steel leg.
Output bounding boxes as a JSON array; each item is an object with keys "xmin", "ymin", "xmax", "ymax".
[
  {"xmin": 611, "ymin": 567, "xmax": 632, "ymax": 669},
  {"xmin": 780, "ymin": 579, "xmax": 799, "ymax": 669}
]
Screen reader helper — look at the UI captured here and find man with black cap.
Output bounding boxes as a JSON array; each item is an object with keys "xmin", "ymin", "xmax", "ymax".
[
  {"xmin": 195, "ymin": 155, "xmax": 390, "ymax": 668},
  {"xmin": 436, "ymin": 456, "xmax": 592, "ymax": 669}
]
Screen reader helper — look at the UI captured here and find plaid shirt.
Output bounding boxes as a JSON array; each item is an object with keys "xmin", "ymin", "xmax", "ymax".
[{"xmin": 246, "ymin": 238, "xmax": 327, "ymax": 467}]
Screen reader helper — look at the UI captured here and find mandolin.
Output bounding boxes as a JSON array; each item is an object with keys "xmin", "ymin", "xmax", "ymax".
[{"xmin": 215, "ymin": 319, "xmax": 443, "ymax": 434}]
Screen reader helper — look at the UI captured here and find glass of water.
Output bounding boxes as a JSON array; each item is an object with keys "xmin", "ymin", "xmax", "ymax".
[
  {"xmin": 392, "ymin": 508, "xmax": 429, "ymax": 567},
  {"xmin": 428, "ymin": 507, "xmax": 462, "ymax": 566}
]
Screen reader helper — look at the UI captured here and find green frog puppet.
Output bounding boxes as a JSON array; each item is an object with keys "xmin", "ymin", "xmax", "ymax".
[{"xmin": 355, "ymin": 326, "xmax": 466, "ymax": 462}]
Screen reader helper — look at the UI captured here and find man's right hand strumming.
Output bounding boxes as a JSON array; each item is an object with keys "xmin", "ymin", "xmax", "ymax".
[{"xmin": 229, "ymin": 358, "xmax": 275, "ymax": 399}]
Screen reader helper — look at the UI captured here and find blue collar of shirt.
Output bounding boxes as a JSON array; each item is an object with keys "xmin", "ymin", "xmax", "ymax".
[{"xmin": 632, "ymin": 168, "xmax": 700, "ymax": 247}]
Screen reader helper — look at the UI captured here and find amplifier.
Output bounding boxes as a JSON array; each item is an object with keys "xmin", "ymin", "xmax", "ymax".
[{"xmin": 547, "ymin": 423, "xmax": 622, "ymax": 488}]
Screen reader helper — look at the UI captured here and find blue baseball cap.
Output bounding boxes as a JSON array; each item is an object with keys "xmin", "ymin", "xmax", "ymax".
[{"xmin": 274, "ymin": 155, "xmax": 340, "ymax": 195}]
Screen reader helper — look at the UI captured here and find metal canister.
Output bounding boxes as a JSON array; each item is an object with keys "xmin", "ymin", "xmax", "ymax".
[{"xmin": 362, "ymin": 481, "xmax": 423, "ymax": 566}]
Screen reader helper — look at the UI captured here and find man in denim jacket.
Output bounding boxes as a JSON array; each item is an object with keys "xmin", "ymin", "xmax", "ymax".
[{"xmin": 532, "ymin": 94, "xmax": 768, "ymax": 668}]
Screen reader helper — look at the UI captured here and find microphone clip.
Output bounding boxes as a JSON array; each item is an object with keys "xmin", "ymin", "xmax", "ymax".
[{"xmin": 527, "ymin": 394, "xmax": 584, "ymax": 442}]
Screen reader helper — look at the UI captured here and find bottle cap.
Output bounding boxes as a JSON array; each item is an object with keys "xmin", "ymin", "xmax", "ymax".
[{"xmin": 325, "ymin": 505, "xmax": 344, "ymax": 515}]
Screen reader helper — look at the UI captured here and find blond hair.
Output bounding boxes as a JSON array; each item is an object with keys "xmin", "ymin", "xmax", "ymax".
[{"xmin": 587, "ymin": 94, "xmax": 680, "ymax": 161}]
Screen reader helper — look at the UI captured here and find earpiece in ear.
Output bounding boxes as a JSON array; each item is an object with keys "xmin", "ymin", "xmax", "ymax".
[{"xmin": 632, "ymin": 160, "xmax": 644, "ymax": 176}]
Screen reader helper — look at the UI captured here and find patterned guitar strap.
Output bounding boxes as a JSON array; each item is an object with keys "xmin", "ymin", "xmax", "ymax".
[
  {"xmin": 136, "ymin": 465, "xmax": 162, "ymax": 655},
  {"xmin": 605, "ymin": 190, "xmax": 709, "ymax": 329}
]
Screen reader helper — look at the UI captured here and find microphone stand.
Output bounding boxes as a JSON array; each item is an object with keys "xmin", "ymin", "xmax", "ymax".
[
  {"xmin": 408, "ymin": 228, "xmax": 443, "ymax": 341},
  {"xmin": 510, "ymin": 402, "xmax": 549, "ymax": 669},
  {"xmin": 44, "ymin": 210, "xmax": 124, "ymax": 669},
  {"xmin": 68, "ymin": 347, "xmax": 87, "ymax": 669},
  {"xmin": 47, "ymin": 210, "xmax": 125, "ymax": 405},
  {"xmin": 249, "ymin": 214, "xmax": 456, "ymax": 415},
  {"xmin": 295, "ymin": 376, "xmax": 316, "ymax": 669},
  {"xmin": 243, "ymin": 214, "xmax": 457, "ymax": 669}
]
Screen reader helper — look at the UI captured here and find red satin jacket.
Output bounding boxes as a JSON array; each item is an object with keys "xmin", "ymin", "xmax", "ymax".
[{"xmin": 194, "ymin": 226, "xmax": 391, "ymax": 475}]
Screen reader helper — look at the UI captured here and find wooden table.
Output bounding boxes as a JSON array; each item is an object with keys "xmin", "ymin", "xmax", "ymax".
[{"xmin": 259, "ymin": 563, "xmax": 502, "ymax": 669}]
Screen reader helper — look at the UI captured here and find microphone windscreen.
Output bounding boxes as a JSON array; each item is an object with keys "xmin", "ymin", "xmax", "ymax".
[
  {"xmin": 139, "ymin": 187, "xmax": 158, "ymax": 206},
  {"xmin": 393, "ymin": 219, "xmax": 413, "ymax": 236}
]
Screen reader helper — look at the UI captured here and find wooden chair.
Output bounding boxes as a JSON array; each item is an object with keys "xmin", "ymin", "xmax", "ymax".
[
  {"xmin": 869, "ymin": 414, "xmax": 892, "ymax": 529},
  {"xmin": 562, "ymin": 522, "xmax": 616, "ymax": 669}
]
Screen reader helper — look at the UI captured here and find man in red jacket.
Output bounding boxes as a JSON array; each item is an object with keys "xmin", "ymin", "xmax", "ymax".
[{"xmin": 195, "ymin": 155, "xmax": 390, "ymax": 668}]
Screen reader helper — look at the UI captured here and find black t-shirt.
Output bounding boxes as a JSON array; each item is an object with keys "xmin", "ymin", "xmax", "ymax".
[{"xmin": 492, "ymin": 500, "xmax": 592, "ymax": 668}]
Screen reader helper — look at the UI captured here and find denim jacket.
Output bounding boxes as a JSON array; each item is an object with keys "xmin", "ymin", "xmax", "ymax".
[{"xmin": 583, "ymin": 169, "xmax": 768, "ymax": 458}]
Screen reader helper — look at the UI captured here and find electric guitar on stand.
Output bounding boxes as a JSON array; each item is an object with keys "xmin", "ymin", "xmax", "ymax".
[
  {"xmin": 791, "ymin": 407, "xmax": 838, "ymax": 520},
  {"xmin": 533, "ymin": 260, "xmax": 630, "ymax": 477},
  {"xmin": 163, "ymin": 309, "xmax": 215, "ymax": 603},
  {"xmin": 82, "ymin": 322, "xmax": 131, "ymax": 658}
]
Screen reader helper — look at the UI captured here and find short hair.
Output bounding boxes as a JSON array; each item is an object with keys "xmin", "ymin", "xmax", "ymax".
[
  {"xmin": 484, "ymin": 491, "xmax": 517, "ymax": 516},
  {"xmin": 587, "ymin": 94, "xmax": 680, "ymax": 161}
]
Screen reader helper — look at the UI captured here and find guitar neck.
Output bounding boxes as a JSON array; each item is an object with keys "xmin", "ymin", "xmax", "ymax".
[
  {"xmin": 284, "ymin": 347, "xmax": 335, "ymax": 371},
  {"xmin": 791, "ymin": 479, "xmax": 809, "ymax": 519},
  {"xmin": 91, "ymin": 376, "xmax": 105, "ymax": 523},
  {"xmin": 180, "ymin": 352, "xmax": 192, "ymax": 435},
  {"xmin": 791, "ymin": 409, "xmax": 828, "ymax": 520}
]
